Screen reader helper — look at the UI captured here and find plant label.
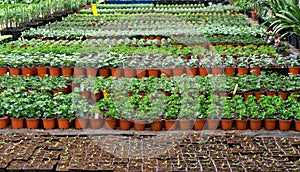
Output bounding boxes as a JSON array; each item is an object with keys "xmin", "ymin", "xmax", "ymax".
[
  {"xmin": 233, "ymin": 84, "xmax": 238, "ymax": 95},
  {"xmin": 92, "ymin": 5, "xmax": 99, "ymax": 17},
  {"xmin": 103, "ymin": 90, "xmax": 107, "ymax": 99},
  {"xmin": 95, "ymin": 110, "xmax": 99, "ymax": 119},
  {"xmin": 81, "ymin": 84, "xmax": 84, "ymax": 92}
]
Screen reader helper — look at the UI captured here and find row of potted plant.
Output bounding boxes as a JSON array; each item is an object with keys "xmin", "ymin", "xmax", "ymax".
[
  {"xmin": 208, "ymin": 35, "xmax": 265, "ymax": 46},
  {"xmin": 0, "ymin": 89, "xmax": 299, "ymax": 131},
  {"xmin": 21, "ymin": 27, "xmax": 103, "ymax": 40},
  {"xmin": 3, "ymin": 38, "xmax": 278, "ymax": 57},
  {"xmin": 2, "ymin": 53, "xmax": 298, "ymax": 77},
  {"xmin": 65, "ymin": 12, "xmax": 245, "ymax": 23},
  {"xmin": 21, "ymin": 22, "xmax": 265, "ymax": 39},
  {"xmin": 0, "ymin": 0, "xmax": 97, "ymax": 40},
  {"xmin": 213, "ymin": 45, "xmax": 277, "ymax": 57},
  {"xmin": 81, "ymin": 4, "xmax": 241, "ymax": 13},
  {"xmin": 0, "ymin": 75, "xmax": 70, "ymax": 93},
  {"xmin": 1, "ymin": 74, "xmax": 300, "ymax": 102},
  {"xmin": 94, "ymin": 3, "xmax": 211, "ymax": 9},
  {"xmin": 80, "ymin": 14, "xmax": 252, "ymax": 26},
  {"xmin": 94, "ymin": 3, "xmax": 154, "ymax": 9},
  {"xmin": 67, "ymin": 73, "xmax": 300, "ymax": 101}
]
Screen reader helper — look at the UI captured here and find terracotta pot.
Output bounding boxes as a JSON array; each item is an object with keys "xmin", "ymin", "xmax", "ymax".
[
  {"xmin": 99, "ymin": 68, "xmax": 111, "ymax": 78},
  {"xmin": 123, "ymin": 68, "xmax": 136, "ymax": 78},
  {"xmin": 9, "ymin": 68, "xmax": 20, "ymax": 76},
  {"xmin": 73, "ymin": 68, "xmax": 85, "ymax": 77},
  {"xmin": 156, "ymin": 35, "xmax": 162, "ymax": 40},
  {"xmin": 237, "ymin": 68, "xmax": 248, "ymax": 75},
  {"xmin": 160, "ymin": 68, "xmax": 172, "ymax": 77},
  {"xmin": 294, "ymin": 119, "xmax": 300, "ymax": 131},
  {"xmin": 11, "ymin": 118, "xmax": 24, "ymax": 129},
  {"xmin": 148, "ymin": 69, "xmax": 159, "ymax": 77},
  {"xmin": 278, "ymin": 119, "xmax": 291, "ymax": 131},
  {"xmin": 178, "ymin": 119, "xmax": 192, "ymax": 130},
  {"xmin": 266, "ymin": 92, "xmax": 276, "ymax": 97},
  {"xmin": 219, "ymin": 92, "xmax": 230, "ymax": 97},
  {"xmin": 89, "ymin": 118, "xmax": 103, "ymax": 129},
  {"xmin": 254, "ymin": 91, "xmax": 264, "ymax": 100},
  {"xmin": 26, "ymin": 118, "xmax": 39, "ymax": 129},
  {"xmin": 75, "ymin": 118, "xmax": 88, "ymax": 129},
  {"xmin": 243, "ymin": 92, "xmax": 253, "ymax": 100},
  {"xmin": 105, "ymin": 118, "xmax": 117, "ymax": 130},
  {"xmin": 80, "ymin": 91, "xmax": 90, "ymax": 100},
  {"xmin": 91, "ymin": 92, "xmax": 101, "ymax": 101},
  {"xmin": 119, "ymin": 119, "xmax": 131, "ymax": 130},
  {"xmin": 264, "ymin": 119, "xmax": 277, "ymax": 130},
  {"xmin": 207, "ymin": 119, "xmax": 220, "ymax": 130},
  {"xmin": 225, "ymin": 67, "xmax": 235, "ymax": 77},
  {"xmin": 22, "ymin": 68, "xmax": 34, "ymax": 77},
  {"xmin": 232, "ymin": 93, "xmax": 242, "ymax": 98},
  {"xmin": 277, "ymin": 92, "xmax": 288, "ymax": 100},
  {"xmin": 52, "ymin": 89, "xmax": 64, "ymax": 95},
  {"xmin": 164, "ymin": 119, "xmax": 177, "ymax": 131},
  {"xmin": 250, "ymin": 68, "xmax": 261, "ymax": 76},
  {"xmin": 288, "ymin": 67, "xmax": 299, "ymax": 74},
  {"xmin": 172, "ymin": 68, "xmax": 185, "ymax": 76},
  {"xmin": 211, "ymin": 67, "xmax": 223, "ymax": 76},
  {"xmin": 49, "ymin": 68, "xmax": 60, "ymax": 77},
  {"xmin": 0, "ymin": 68, "xmax": 7, "ymax": 76},
  {"xmin": 61, "ymin": 68, "xmax": 73, "ymax": 77},
  {"xmin": 221, "ymin": 119, "xmax": 233, "ymax": 130},
  {"xmin": 249, "ymin": 119, "xmax": 262, "ymax": 130},
  {"xmin": 134, "ymin": 120, "xmax": 146, "ymax": 131},
  {"xmin": 32, "ymin": 66, "xmax": 37, "ymax": 76},
  {"xmin": 290, "ymin": 91, "xmax": 300, "ymax": 99},
  {"xmin": 111, "ymin": 68, "xmax": 123, "ymax": 78},
  {"xmin": 236, "ymin": 119, "xmax": 247, "ymax": 130},
  {"xmin": 57, "ymin": 118, "xmax": 71, "ymax": 129},
  {"xmin": 193, "ymin": 119, "xmax": 205, "ymax": 130},
  {"xmin": 199, "ymin": 68, "xmax": 209, "ymax": 76},
  {"xmin": 86, "ymin": 68, "xmax": 98, "ymax": 77},
  {"xmin": 150, "ymin": 120, "xmax": 162, "ymax": 131},
  {"xmin": 0, "ymin": 116, "xmax": 8, "ymax": 129},
  {"xmin": 186, "ymin": 68, "xmax": 197, "ymax": 76},
  {"xmin": 136, "ymin": 69, "xmax": 147, "ymax": 78},
  {"xmin": 42, "ymin": 118, "xmax": 56, "ymax": 130},
  {"xmin": 37, "ymin": 67, "xmax": 49, "ymax": 77},
  {"xmin": 251, "ymin": 11, "xmax": 257, "ymax": 19}
]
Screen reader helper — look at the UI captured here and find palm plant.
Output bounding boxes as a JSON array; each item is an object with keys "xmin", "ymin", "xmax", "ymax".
[{"xmin": 269, "ymin": 0, "xmax": 300, "ymax": 36}]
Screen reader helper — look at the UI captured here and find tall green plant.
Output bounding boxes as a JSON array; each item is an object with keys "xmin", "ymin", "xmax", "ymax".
[{"xmin": 270, "ymin": 0, "xmax": 300, "ymax": 36}]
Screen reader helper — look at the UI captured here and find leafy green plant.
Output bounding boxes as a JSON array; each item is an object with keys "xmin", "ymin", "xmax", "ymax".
[
  {"xmin": 246, "ymin": 95, "xmax": 261, "ymax": 119},
  {"xmin": 259, "ymin": 95, "xmax": 278, "ymax": 119},
  {"xmin": 54, "ymin": 93, "xmax": 75, "ymax": 121},
  {"xmin": 146, "ymin": 93, "xmax": 166, "ymax": 122},
  {"xmin": 114, "ymin": 93, "xmax": 134, "ymax": 120},
  {"xmin": 164, "ymin": 94, "xmax": 180, "ymax": 119},
  {"xmin": 71, "ymin": 93, "xmax": 90, "ymax": 119},
  {"xmin": 193, "ymin": 95, "xmax": 207, "ymax": 119},
  {"xmin": 232, "ymin": 95, "xmax": 248, "ymax": 119},
  {"xmin": 136, "ymin": 94, "xmax": 152, "ymax": 120},
  {"xmin": 269, "ymin": 0, "xmax": 300, "ymax": 36},
  {"xmin": 206, "ymin": 95, "xmax": 221, "ymax": 119},
  {"xmin": 222, "ymin": 98, "xmax": 235, "ymax": 119},
  {"xmin": 178, "ymin": 95, "xmax": 194, "ymax": 119}
]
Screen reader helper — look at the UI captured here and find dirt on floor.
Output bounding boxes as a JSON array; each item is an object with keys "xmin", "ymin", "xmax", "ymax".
[{"xmin": 0, "ymin": 130, "xmax": 299, "ymax": 171}]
